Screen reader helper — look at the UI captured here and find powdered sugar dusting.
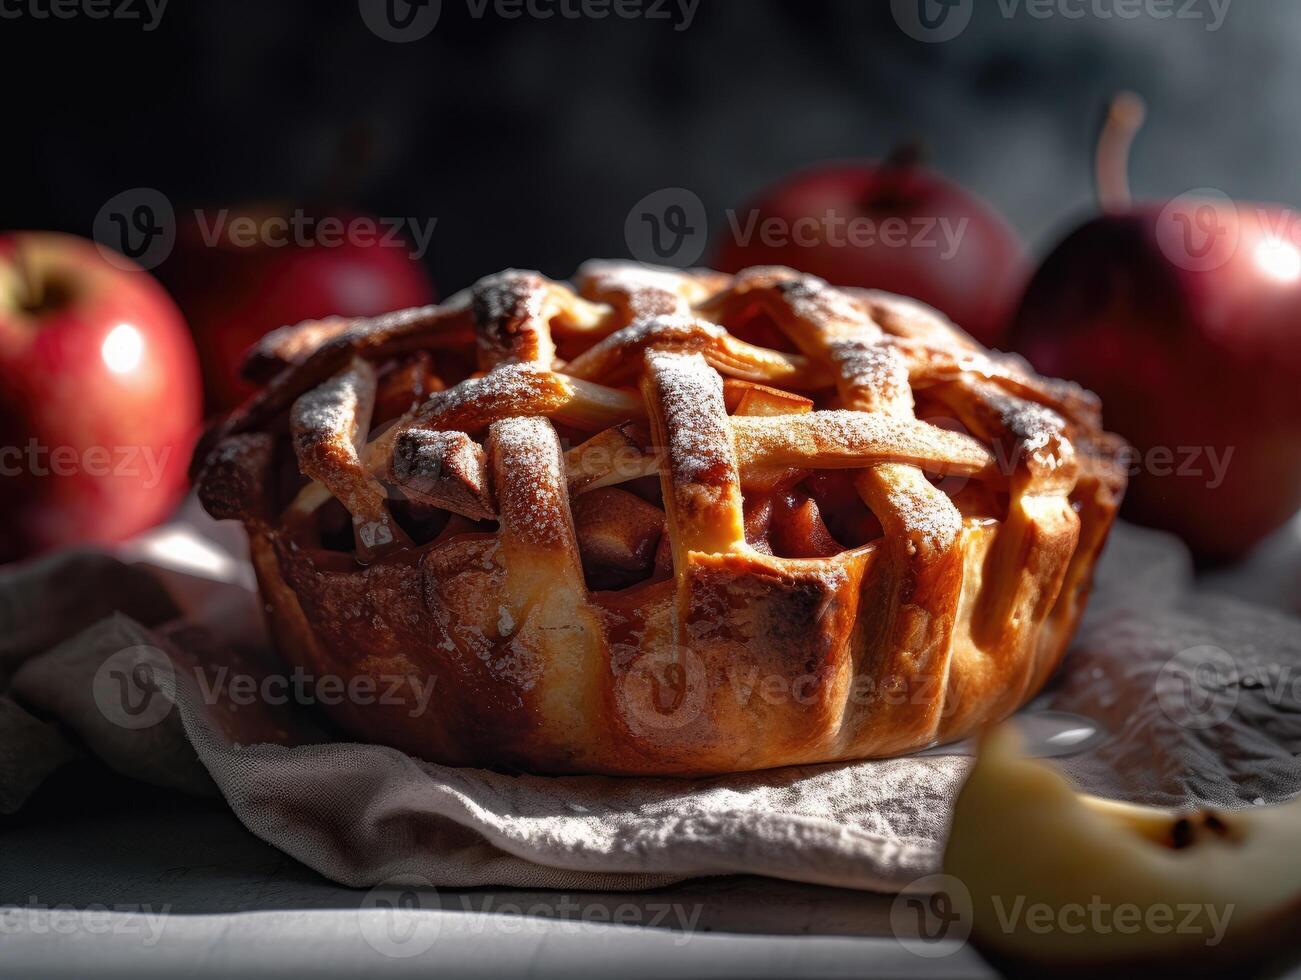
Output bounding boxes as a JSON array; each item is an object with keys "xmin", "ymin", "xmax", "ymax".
[
  {"xmin": 564, "ymin": 315, "xmax": 725, "ymax": 380},
  {"xmin": 577, "ymin": 260, "xmax": 694, "ymax": 318},
  {"xmin": 471, "ymin": 269, "xmax": 556, "ymax": 366},
  {"xmin": 417, "ymin": 364, "xmax": 569, "ymax": 432},
  {"xmin": 291, "ymin": 359, "xmax": 375, "ymax": 452},
  {"xmin": 774, "ymin": 274, "xmax": 870, "ymax": 334},
  {"xmin": 490, "ymin": 415, "xmax": 573, "ymax": 550},
  {"xmin": 828, "ymin": 338, "xmax": 911, "ymax": 411},
  {"xmin": 646, "ymin": 351, "xmax": 739, "ymax": 487}
]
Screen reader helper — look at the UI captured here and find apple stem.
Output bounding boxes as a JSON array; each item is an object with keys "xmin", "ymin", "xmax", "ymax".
[
  {"xmin": 1096, "ymin": 92, "xmax": 1146, "ymax": 212},
  {"xmin": 14, "ymin": 245, "xmax": 43, "ymax": 314}
]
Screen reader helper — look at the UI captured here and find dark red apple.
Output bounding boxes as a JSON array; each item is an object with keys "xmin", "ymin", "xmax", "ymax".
[
  {"xmin": 714, "ymin": 148, "xmax": 1027, "ymax": 346},
  {"xmin": 159, "ymin": 205, "xmax": 436, "ymax": 411},
  {"xmin": 1009, "ymin": 95, "xmax": 1301, "ymax": 560},
  {"xmin": 0, "ymin": 232, "xmax": 203, "ymax": 562}
]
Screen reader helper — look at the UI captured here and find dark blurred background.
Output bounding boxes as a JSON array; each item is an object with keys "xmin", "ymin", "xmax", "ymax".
[
  {"xmin": 3, "ymin": 0, "xmax": 1294, "ymax": 291},
  {"xmin": 4, "ymin": 0, "xmax": 1301, "ymax": 567}
]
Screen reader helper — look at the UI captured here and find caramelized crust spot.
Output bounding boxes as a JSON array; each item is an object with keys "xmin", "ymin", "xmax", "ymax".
[
  {"xmin": 392, "ymin": 429, "xmax": 494, "ymax": 521},
  {"xmin": 471, "ymin": 270, "xmax": 559, "ymax": 369},
  {"xmin": 196, "ymin": 433, "xmax": 274, "ymax": 523}
]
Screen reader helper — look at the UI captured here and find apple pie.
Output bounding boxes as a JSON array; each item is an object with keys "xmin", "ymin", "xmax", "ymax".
[{"xmin": 194, "ymin": 263, "xmax": 1127, "ymax": 775}]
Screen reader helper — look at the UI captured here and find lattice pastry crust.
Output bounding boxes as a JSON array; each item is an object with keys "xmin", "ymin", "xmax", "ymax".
[{"xmin": 195, "ymin": 262, "xmax": 1127, "ymax": 775}]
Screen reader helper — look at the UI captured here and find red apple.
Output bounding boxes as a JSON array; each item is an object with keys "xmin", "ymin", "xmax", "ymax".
[
  {"xmin": 159, "ymin": 205, "xmax": 436, "ymax": 411},
  {"xmin": 1009, "ymin": 95, "xmax": 1301, "ymax": 561},
  {"xmin": 714, "ymin": 149, "xmax": 1027, "ymax": 346},
  {"xmin": 0, "ymin": 232, "xmax": 203, "ymax": 562}
]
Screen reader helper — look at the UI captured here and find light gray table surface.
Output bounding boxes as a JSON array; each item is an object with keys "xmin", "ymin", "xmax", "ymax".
[{"xmin": 0, "ymin": 764, "xmax": 990, "ymax": 979}]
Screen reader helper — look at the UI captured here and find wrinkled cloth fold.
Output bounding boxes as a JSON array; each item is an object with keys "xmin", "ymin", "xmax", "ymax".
[{"xmin": 2, "ymin": 516, "xmax": 1299, "ymax": 892}]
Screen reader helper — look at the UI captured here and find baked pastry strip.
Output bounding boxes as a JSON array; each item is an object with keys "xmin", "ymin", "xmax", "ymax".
[
  {"xmin": 414, "ymin": 366, "xmax": 643, "ymax": 435},
  {"xmin": 927, "ymin": 381, "xmax": 1083, "ymax": 722},
  {"xmin": 391, "ymin": 428, "xmax": 494, "ymax": 521},
  {"xmin": 487, "ymin": 416, "xmax": 607, "ymax": 760},
  {"xmin": 641, "ymin": 350, "xmax": 747, "ymax": 561},
  {"xmin": 470, "ymin": 270, "xmax": 560, "ymax": 369},
  {"xmin": 574, "ymin": 260, "xmax": 714, "ymax": 327},
  {"xmin": 290, "ymin": 357, "xmax": 408, "ymax": 559},
  {"xmin": 563, "ymin": 315, "xmax": 831, "ymax": 389},
  {"xmin": 704, "ymin": 270, "xmax": 969, "ymax": 752}
]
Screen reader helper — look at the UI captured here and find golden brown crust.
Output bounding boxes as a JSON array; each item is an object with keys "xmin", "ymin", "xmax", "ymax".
[{"xmin": 197, "ymin": 261, "xmax": 1127, "ymax": 775}]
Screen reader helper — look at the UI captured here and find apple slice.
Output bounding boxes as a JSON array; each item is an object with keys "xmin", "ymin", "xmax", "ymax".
[
  {"xmin": 944, "ymin": 725, "xmax": 1301, "ymax": 979},
  {"xmin": 722, "ymin": 378, "xmax": 814, "ymax": 416}
]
